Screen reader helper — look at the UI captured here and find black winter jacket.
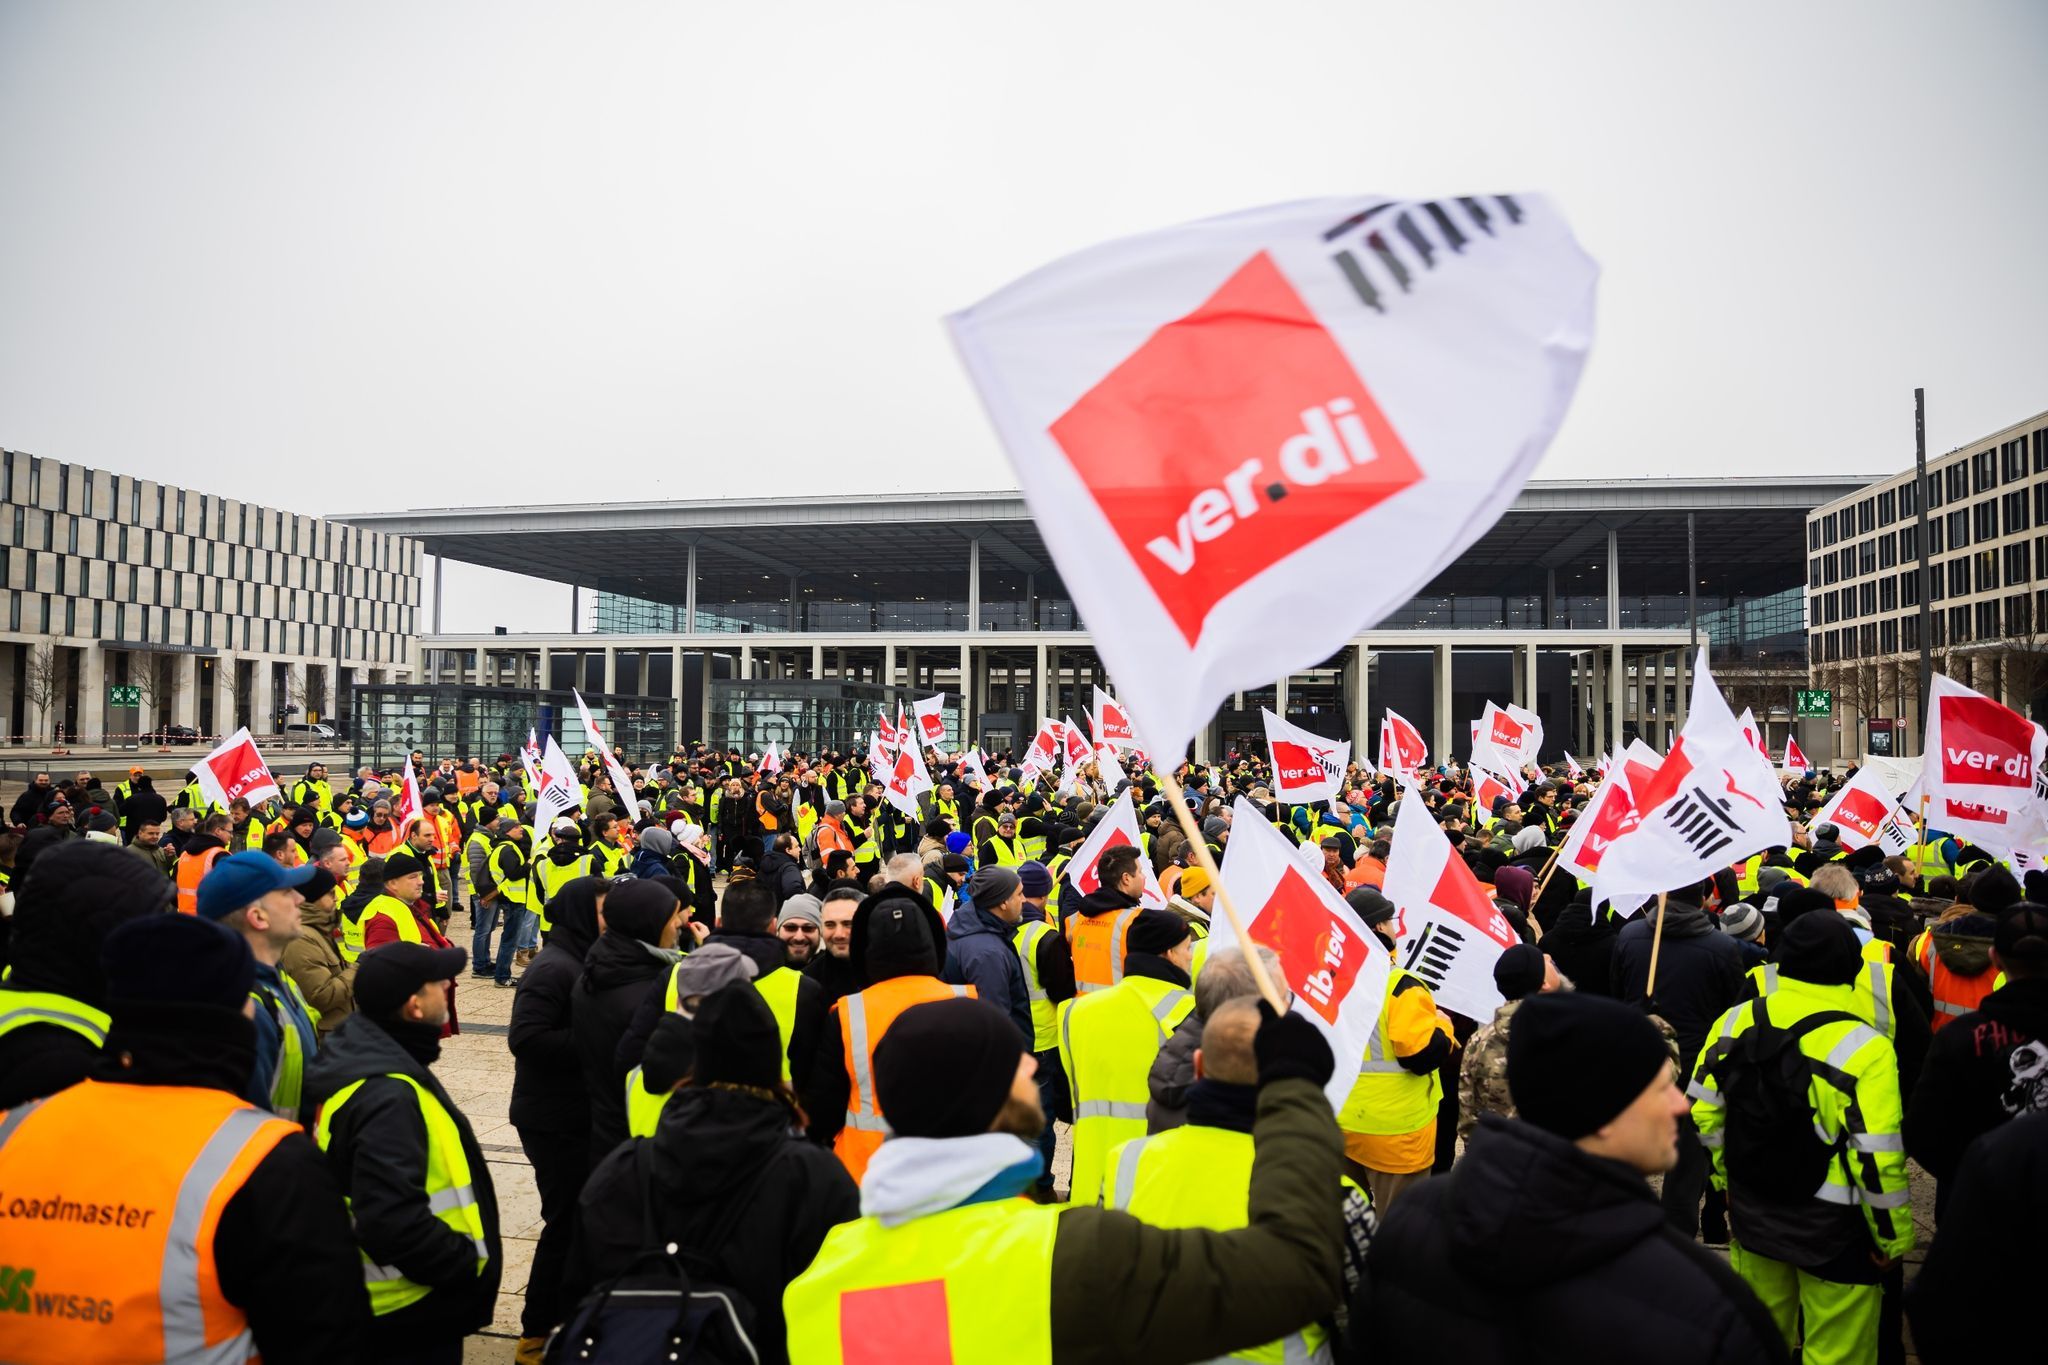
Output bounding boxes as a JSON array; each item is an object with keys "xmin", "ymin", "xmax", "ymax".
[
  {"xmin": 614, "ymin": 928, "xmax": 809, "ymax": 1081},
  {"xmin": 1358, "ymin": 1116, "xmax": 1790, "ymax": 1365},
  {"xmin": 574, "ymin": 929, "xmax": 680, "ymax": 1153},
  {"xmin": 565, "ymin": 1086, "xmax": 860, "ymax": 1365},
  {"xmin": 1906, "ymin": 1108, "xmax": 2048, "ymax": 1365},
  {"xmin": 758, "ymin": 848, "xmax": 807, "ymax": 903},
  {"xmin": 1542, "ymin": 892, "xmax": 1619, "ymax": 999},
  {"xmin": 1612, "ymin": 896, "xmax": 1744, "ymax": 1074},
  {"xmin": 302, "ymin": 1012, "xmax": 502, "ymax": 1347},
  {"xmin": 941, "ymin": 900, "xmax": 1033, "ymax": 1047},
  {"xmin": 1904, "ymin": 976, "xmax": 2048, "ymax": 1182},
  {"xmin": 509, "ymin": 876, "xmax": 605, "ymax": 1134}
]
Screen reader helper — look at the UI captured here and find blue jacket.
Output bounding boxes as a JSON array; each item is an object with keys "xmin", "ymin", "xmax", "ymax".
[{"xmin": 942, "ymin": 901, "xmax": 1033, "ymax": 1048}]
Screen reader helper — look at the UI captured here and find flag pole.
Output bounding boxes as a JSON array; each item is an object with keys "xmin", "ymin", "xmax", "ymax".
[
  {"xmin": 1644, "ymin": 892, "xmax": 1670, "ymax": 997},
  {"xmin": 1527, "ymin": 843, "xmax": 1564, "ymax": 941},
  {"xmin": 1157, "ymin": 764, "xmax": 1287, "ymax": 1013}
]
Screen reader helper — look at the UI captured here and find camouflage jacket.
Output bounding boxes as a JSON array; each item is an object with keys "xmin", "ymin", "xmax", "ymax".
[{"xmin": 1457, "ymin": 995, "xmax": 1681, "ymax": 1142}]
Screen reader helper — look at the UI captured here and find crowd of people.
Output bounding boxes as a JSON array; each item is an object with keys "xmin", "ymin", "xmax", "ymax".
[{"xmin": 0, "ymin": 737, "xmax": 2040, "ymax": 1364}]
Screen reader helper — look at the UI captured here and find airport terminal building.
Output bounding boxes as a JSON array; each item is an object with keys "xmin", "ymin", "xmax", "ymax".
[{"xmin": 343, "ymin": 474, "xmax": 1865, "ymax": 767}]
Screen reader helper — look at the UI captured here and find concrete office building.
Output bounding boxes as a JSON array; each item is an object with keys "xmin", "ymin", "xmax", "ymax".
[
  {"xmin": 345, "ymin": 474, "xmax": 1861, "ymax": 765},
  {"xmin": 1805, "ymin": 406, "xmax": 2048, "ymax": 758},
  {"xmin": 1, "ymin": 449, "xmax": 422, "ymax": 747}
]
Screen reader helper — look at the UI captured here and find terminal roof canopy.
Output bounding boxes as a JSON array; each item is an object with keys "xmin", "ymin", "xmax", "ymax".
[{"xmin": 340, "ymin": 476, "xmax": 1876, "ymax": 608}]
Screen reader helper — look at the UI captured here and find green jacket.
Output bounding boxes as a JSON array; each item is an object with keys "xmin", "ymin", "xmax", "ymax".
[{"xmin": 1047, "ymin": 1077, "xmax": 1344, "ymax": 1363}]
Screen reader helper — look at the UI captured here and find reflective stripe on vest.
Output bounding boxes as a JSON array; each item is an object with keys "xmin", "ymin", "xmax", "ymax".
[
  {"xmin": 175, "ymin": 847, "xmax": 226, "ymax": 916},
  {"xmin": 1339, "ymin": 968, "xmax": 1441, "ymax": 1136},
  {"xmin": 836, "ymin": 979, "xmax": 975, "ymax": 1182},
  {"xmin": 250, "ymin": 975, "xmax": 317, "ymax": 1121},
  {"xmin": 359, "ymin": 894, "xmax": 424, "ymax": 949},
  {"xmin": 984, "ymin": 835, "xmax": 1026, "ymax": 867},
  {"xmin": 1014, "ymin": 919, "xmax": 1058, "ymax": 1052},
  {"xmin": 0, "ymin": 988, "xmax": 111, "ymax": 1048},
  {"xmin": 313, "ymin": 1073, "xmax": 488, "ymax": 1314},
  {"xmin": 1105, "ymin": 1127, "xmax": 1334, "ymax": 1365},
  {"xmin": 1072, "ymin": 906, "xmax": 1142, "ymax": 994},
  {"xmin": 0, "ymin": 1082, "xmax": 295, "ymax": 1364},
  {"xmin": 1057, "ymin": 976, "xmax": 1195, "ymax": 1206}
]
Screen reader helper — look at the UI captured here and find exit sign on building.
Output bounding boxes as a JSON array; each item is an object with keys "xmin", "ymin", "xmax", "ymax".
[
  {"xmin": 108, "ymin": 684, "xmax": 142, "ymax": 706},
  {"xmin": 1794, "ymin": 689, "xmax": 1832, "ymax": 717}
]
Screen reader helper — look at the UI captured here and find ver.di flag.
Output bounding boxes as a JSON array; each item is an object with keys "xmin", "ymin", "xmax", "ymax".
[
  {"xmin": 1064, "ymin": 789, "xmax": 1167, "ymax": 908},
  {"xmin": 194, "ymin": 727, "xmax": 282, "ymax": 812},
  {"xmin": 882, "ymin": 732, "xmax": 935, "ymax": 819},
  {"xmin": 1093, "ymin": 686, "xmax": 1138, "ymax": 750},
  {"xmin": 1260, "ymin": 708, "xmax": 1350, "ymax": 804},
  {"xmin": 1471, "ymin": 701, "xmax": 1541, "ymax": 774},
  {"xmin": 390, "ymin": 755, "xmax": 423, "ymax": 835},
  {"xmin": 949, "ymin": 194, "xmax": 1598, "ymax": 761},
  {"xmin": 532, "ymin": 735, "xmax": 584, "ymax": 837},
  {"xmin": 1921, "ymin": 673, "xmax": 2046, "ymax": 815},
  {"xmin": 1812, "ymin": 766, "xmax": 1914, "ymax": 856},
  {"xmin": 1021, "ymin": 719, "xmax": 1061, "ymax": 781},
  {"xmin": 1382, "ymin": 776, "xmax": 1519, "ymax": 1020},
  {"xmin": 1553, "ymin": 739, "xmax": 1664, "ymax": 895},
  {"xmin": 1380, "ymin": 708, "xmax": 1428, "ymax": 777},
  {"xmin": 761, "ymin": 740, "xmax": 782, "ymax": 775},
  {"xmin": 1591, "ymin": 649, "xmax": 1792, "ymax": 912},
  {"xmin": 1208, "ymin": 798, "xmax": 1391, "ymax": 1110},
  {"xmin": 573, "ymin": 689, "xmax": 644, "ymax": 822},
  {"xmin": 1563, "ymin": 751, "xmax": 1584, "ymax": 780},
  {"xmin": 1783, "ymin": 736, "xmax": 1813, "ymax": 777},
  {"xmin": 914, "ymin": 694, "xmax": 949, "ymax": 750}
]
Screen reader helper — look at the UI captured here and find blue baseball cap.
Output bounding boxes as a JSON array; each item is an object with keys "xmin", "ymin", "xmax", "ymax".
[{"xmin": 196, "ymin": 851, "xmax": 317, "ymax": 921}]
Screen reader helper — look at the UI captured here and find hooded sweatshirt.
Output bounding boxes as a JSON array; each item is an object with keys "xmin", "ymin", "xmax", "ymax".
[
  {"xmin": 1362, "ymin": 1115, "xmax": 1790, "ymax": 1365},
  {"xmin": 1904, "ymin": 975, "xmax": 2048, "ymax": 1183}
]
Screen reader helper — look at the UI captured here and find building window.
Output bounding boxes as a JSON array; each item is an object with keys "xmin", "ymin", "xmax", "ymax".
[
  {"xmin": 1976, "ymin": 550, "xmax": 2000, "ymax": 593},
  {"xmin": 1974, "ymin": 500, "xmax": 1999, "ymax": 542},
  {"xmin": 1878, "ymin": 533, "xmax": 1896, "ymax": 569},
  {"xmin": 1879, "ymin": 576, "xmax": 1897, "ymax": 611},
  {"xmin": 1950, "ymin": 605, "xmax": 1971, "ymax": 643},
  {"xmin": 1824, "ymin": 555, "xmax": 1838, "ymax": 585},
  {"xmin": 2007, "ymin": 542, "xmax": 2031, "ymax": 586},
  {"xmin": 2036, "ymin": 428, "xmax": 2048, "ymax": 473},
  {"xmin": 1879, "ymin": 619, "xmax": 1898, "ymax": 654},
  {"xmin": 1900, "ymin": 524, "xmax": 1918, "ymax": 561},
  {"xmin": 1859, "ymin": 582, "xmax": 1876, "ymax": 616},
  {"xmin": 1902, "ymin": 614, "xmax": 1919, "ymax": 651},
  {"xmin": 1809, "ymin": 521, "xmax": 1822, "ymax": 550},
  {"xmin": 1859, "ymin": 624, "xmax": 1876, "ymax": 657},
  {"xmin": 1823, "ymin": 516, "xmax": 1838, "ymax": 547},
  {"xmin": 1948, "ymin": 508, "xmax": 1970, "ymax": 548},
  {"xmin": 1928, "ymin": 474, "xmax": 1945, "ymax": 510},
  {"xmin": 1877, "ymin": 489, "xmax": 1897, "ymax": 526},
  {"xmin": 2004, "ymin": 439, "xmax": 2028, "ymax": 482},
  {"xmin": 1900, "ymin": 480, "xmax": 1918, "ymax": 516},
  {"xmin": 1858, "ymin": 498, "xmax": 1875, "ymax": 534},
  {"xmin": 1947, "ymin": 464, "xmax": 1969, "ymax": 501},
  {"xmin": 1972, "ymin": 450, "xmax": 1997, "ymax": 493},
  {"xmin": 1859, "ymin": 539, "xmax": 1876, "ymax": 574},
  {"xmin": 1809, "ymin": 557, "xmax": 1823, "ymax": 589},
  {"xmin": 2009, "ymin": 593, "xmax": 2034, "ymax": 635},
  {"xmin": 1948, "ymin": 558, "xmax": 1970, "ymax": 596},
  {"xmin": 1976, "ymin": 600, "xmax": 2001, "ymax": 639},
  {"xmin": 2008, "ymin": 489, "xmax": 2033, "ymax": 535}
]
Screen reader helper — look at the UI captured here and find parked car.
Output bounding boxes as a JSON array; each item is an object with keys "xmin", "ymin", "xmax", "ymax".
[
  {"xmin": 145, "ymin": 723, "xmax": 201, "ymax": 745},
  {"xmin": 278, "ymin": 722, "xmax": 340, "ymax": 741}
]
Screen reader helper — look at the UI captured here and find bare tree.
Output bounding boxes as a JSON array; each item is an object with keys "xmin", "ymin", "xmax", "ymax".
[
  {"xmin": 217, "ymin": 664, "xmax": 245, "ymax": 736},
  {"xmin": 21, "ymin": 636, "xmax": 61, "ymax": 745},
  {"xmin": 1989, "ymin": 600, "xmax": 2048, "ymax": 719}
]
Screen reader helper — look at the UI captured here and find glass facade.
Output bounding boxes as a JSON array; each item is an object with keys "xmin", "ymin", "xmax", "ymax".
[
  {"xmin": 707, "ymin": 680, "xmax": 955, "ymax": 756},
  {"xmin": 350, "ymin": 685, "xmax": 675, "ymax": 770}
]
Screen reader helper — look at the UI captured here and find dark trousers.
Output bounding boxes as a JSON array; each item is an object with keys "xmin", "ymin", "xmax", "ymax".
[
  {"xmin": 517, "ymin": 1124, "xmax": 592, "ymax": 1339},
  {"xmin": 1662, "ymin": 1112, "xmax": 1709, "ymax": 1234},
  {"xmin": 1032, "ymin": 1046, "xmax": 1069, "ymax": 1188}
]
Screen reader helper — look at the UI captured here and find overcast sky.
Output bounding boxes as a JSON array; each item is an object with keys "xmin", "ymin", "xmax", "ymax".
[{"xmin": 3, "ymin": 1, "xmax": 2045, "ymax": 633}]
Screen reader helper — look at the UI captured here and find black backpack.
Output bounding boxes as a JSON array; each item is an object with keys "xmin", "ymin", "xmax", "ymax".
[
  {"xmin": 1705, "ymin": 996, "xmax": 1859, "ymax": 1204},
  {"xmin": 546, "ymin": 1144, "xmax": 765, "ymax": 1365}
]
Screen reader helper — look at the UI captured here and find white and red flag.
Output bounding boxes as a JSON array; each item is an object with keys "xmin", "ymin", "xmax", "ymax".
[
  {"xmin": 1553, "ymin": 739, "xmax": 1664, "ymax": 892},
  {"xmin": 1382, "ymin": 777, "xmax": 1520, "ymax": 1020},
  {"xmin": 882, "ymin": 733, "xmax": 934, "ymax": 820},
  {"xmin": 949, "ymin": 194, "xmax": 1598, "ymax": 760},
  {"xmin": 1061, "ymin": 716, "xmax": 1093, "ymax": 770},
  {"xmin": 1380, "ymin": 708, "xmax": 1428, "ymax": 777},
  {"xmin": 1261, "ymin": 708, "xmax": 1350, "ymax": 804},
  {"xmin": 866, "ymin": 731, "xmax": 891, "ymax": 781},
  {"xmin": 957, "ymin": 748, "xmax": 990, "ymax": 790},
  {"xmin": 1922, "ymin": 673, "xmax": 2046, "ymax": 814},
  {"xmin": 390, "ymin": 755, "xmax": 423, "ymax": 834},
  {"xmin": 1095, "ymin": 744, "xmax": 1130, "ymax": 792},
  {"xmin": 1591, "ymin": 650, "xmax": 1792, "ymax": 913},
  {"xmin": 914, "ymin": 695, "xmax": 949, "ymax": 750},
  {"xmin": 520, "ymin": 727, "xmax": 543, "ymax": 792},
  {"xmin": 1092, "ymin": 686, "xmax": 1137, "ymax": 751},
  {"xmin": 1064, "ymin": 789, "xmax": 1167, "ymax": 908},
  {"xmin": 1812, "ymin": 767, "xmax": 1915, "ymax": 856},
  {"xmin": 532, "ymin": 735, "xmax": 584, "ymax": 836},
  {"xmin": 1472, "ymin": 701, "xmax": 1541, "ymax": 774},
  {"xmin": 877, "ymin": 707, "xmax": 901, "ymax": 749},
  {"xmin": 1470, "ymin": 765, "xmax": 1515, "ymax": 822},
  {"xmin": 1737, "ymin": 709, "xmax": 1772, "ymax": 763},
  {"xmin": 195, "ymin": 727, "xmax": 282, "ymax": 812},
  {"xmin": 1563, "ymin": 752, "xmax": 1584, "ymax": 780},
  {"xmin": 1021, "ymin": 719, "xmax": 1061, "ymax": 781},
  {"xmin": 1783, "ymin": 736, "xmax": 1813, "ymax": 777},
  {"xmin": 573, "ymin": 689, "xmax": 644, "ymax": 821},
  {"xmin": 761, "ymin": 740, "xmax": 782, "ymax": 775},
  {"xmin": 1208, "ymin": 797, "xmax": 1392, "ymax": 1110}
]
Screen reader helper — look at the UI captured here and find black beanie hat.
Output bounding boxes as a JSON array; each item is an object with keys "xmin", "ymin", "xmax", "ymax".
[
  {"xmin": 1774, "ymin": 910, "xmax": 1863, "ymax": 986},
  {"xmin": 1492, "ymin": 943, "xmax": 1548, "ymax": 1002},
  {"xmin": 1969, "ymin": 865, "xmax": 2023, "ymax": 915},
  {"xmin": 1507, "ymin": 993, "xmax": 1671, "ymax": 1139},
  {"xmin": 606, "ymin": 879, "xmax": 680, "ymax": 945},
  {"xmin": 1126, "ymin": 908, "xmax": 1191, "ymax": 955},
  {"xmin": 873, "ymin": 996, "xmax": 1022, "ymax": 1139},
  {"xmin": 102, "ymin": 915, "xmax": 254, "ymax": 1013},
  {"xmin": 1345, "ymin": 886, "xmax": 1395, "ymax": 927},
  {"xmin": 1775, "ymin": 885, "xmax": 1835, "ymax": 925},
  {"xmin": 691, "ymin": 984, "xmax": 784, "ymax": 1089}
]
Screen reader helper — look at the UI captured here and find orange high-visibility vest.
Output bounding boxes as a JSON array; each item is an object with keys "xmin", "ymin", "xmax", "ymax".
[
  {"xmin": 1914, "ymin": 930, "xmax": 2002, "ymax": 1031},
  {"xmin": 0, "ymin": 1080, "xmax": 298, "ymax": 1364},
  {"xmin": 834, "ymin": 976, "xmax": 976, "ymax": 1184},
  {"xmin": 1069, "ymin": 905, "xmax": 1142, "ymax": 995},
  {"xmin": 174, "ymin": 846, "xmax": 226, "ymax": 916}
]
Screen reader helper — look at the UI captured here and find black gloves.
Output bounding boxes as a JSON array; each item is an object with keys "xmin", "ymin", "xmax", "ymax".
[{"xmin": 1253, "ymin": 998, "xmax": 1334, "ymax": 1090}]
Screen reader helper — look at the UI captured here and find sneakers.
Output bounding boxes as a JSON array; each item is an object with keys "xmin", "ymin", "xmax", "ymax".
[{"xmin": 470, "ymin": 969, "xmax": 493, "ymax": 979}]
